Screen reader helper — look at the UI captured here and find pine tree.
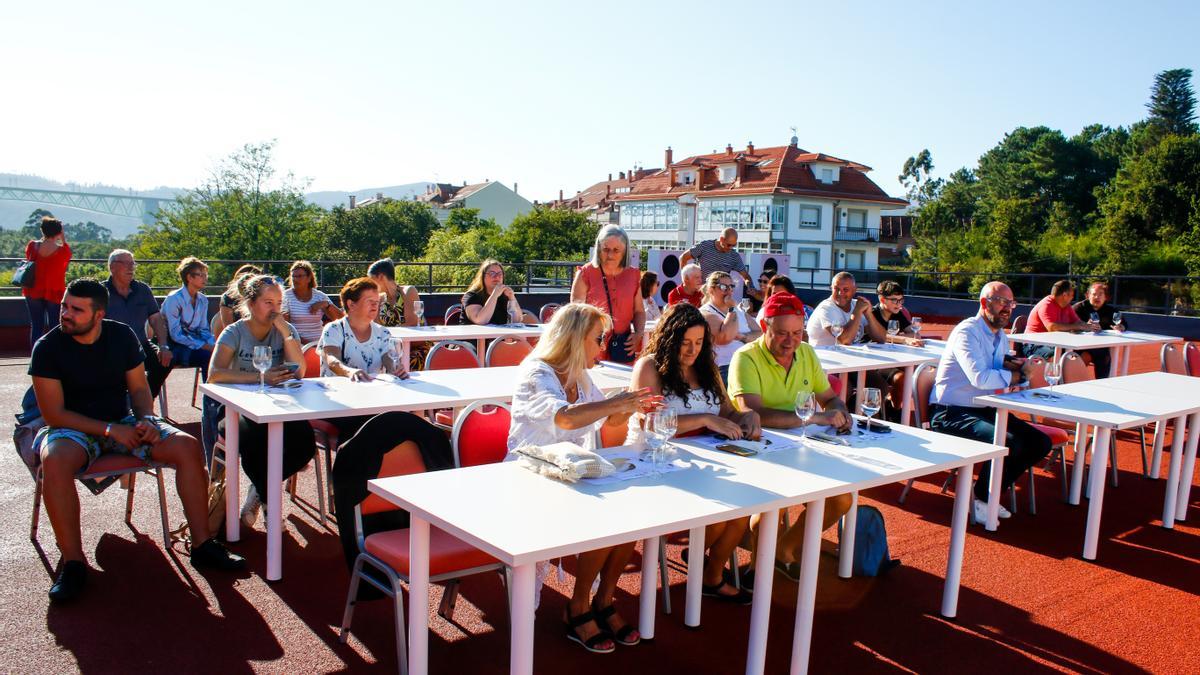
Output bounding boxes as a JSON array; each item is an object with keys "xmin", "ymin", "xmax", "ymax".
[{"xmin": 1147, "ymin": 68, "xmax": 1198, "ymax": 136}]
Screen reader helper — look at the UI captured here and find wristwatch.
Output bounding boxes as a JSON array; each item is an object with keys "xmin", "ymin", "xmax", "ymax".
[{"xmin": 103, "ymin": 423, "xmax": 113, "ymax": 438}]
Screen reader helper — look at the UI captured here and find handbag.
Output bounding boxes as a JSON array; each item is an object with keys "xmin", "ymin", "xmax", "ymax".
[
  {"xmin": 12, "ymin": 260, "xmax": 36, "ymax": 288},
  {"xmin": 599, "ymin": 270, "xmax": 635, "ymax": 363}
]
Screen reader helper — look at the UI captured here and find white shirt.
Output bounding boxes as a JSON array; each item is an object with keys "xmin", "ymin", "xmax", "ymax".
[
  {"xmin": 625, "ymin": 387, "xmax": 721, "ymax": 445},
  {"xmin": 318, "ymin": 317, "xmax": 394, "ymax": 376},
  {"xmin": 700, "ymin": 302, "xmax": 751, "ymax": 366},
  {"xmin": 507, "ymin": 358, "xmax": 604, "ymax": 455},
  {"xmin": 283, "ymin": 288, "xmax": 331, "ymax": 344},
  {"xmin": 161, "ymin": 286, "xmax": 212, "ymax": 349},
  {"xmin": 643, "ymin": 297, "xmax": 662, "ymax": 322},
  {"xmin": 806, "ymin": 298, "xmax": 865, "ymax": 347},
  {"xmin": 930, "ymin": 314, "xmax": 1013, "ymax": 408}
]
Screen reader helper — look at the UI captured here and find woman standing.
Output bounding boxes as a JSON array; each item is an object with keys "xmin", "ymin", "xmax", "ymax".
[
  {"xmin": 461, "ymin": 259, "xmax": 524, "ymax": 325},
  {"xmin": 629, "ymin": 302, "xmax": 759, "ymax": 604},
  {"xmin": 639, "ymin": 271, "xmax": 662, "ymax": 322},
  {"xmin": 368, "ymin": 258, "xmax": 425, "ymax": 371},
  {"xmin": 282, "ymin": 260, "xmax": 343, "ymax": 344},
  {"xmin": 22, "ymin": 216, "xmax": 72, "ymax": 347},
  {"xmin": 508, "ymin": 303, "xmax": 662, "ymax": 653},
  {"xmin": 570, "ymin": 225, "xmax": 644, "ymax": 363},
  {"xmin": 700, "ymin": 272, "xmax": 761, "ymax": 383}
]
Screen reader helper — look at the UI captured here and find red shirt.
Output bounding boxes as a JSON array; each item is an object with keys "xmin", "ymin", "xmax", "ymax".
[
  {"xmin": 1026, "ymin": 295, "xmax": 1080, "ymax": 333},
  {"xmin": 22, "ymin": 239, "xmax": 72, "ymax": 303},
  {"xmin": 577, "ymin": 262, "xmax": 640, "ymax": 335},
  {"xmin": 667, "ymin": 286, "xmax": 703, "ymax": 307}
]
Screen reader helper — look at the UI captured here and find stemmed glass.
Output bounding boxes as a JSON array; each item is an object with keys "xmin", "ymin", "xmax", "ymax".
[
  {"xmin": 830, "ymin": 324, "xmax": 843, "ymax": 351},
  {"xmin": 861, "ymin": 387, "xmax": 883, "ymax": 434},
  {"xmin": 911, "ymin": 316, "xmax": 923, "ymax": 339},
  {"xmin": 413, "ymin": 300, "xmax": 425, "ymax": 327},
  {"xmin": 738, "ymin": 298, "xmax": 753, "ymax": 313},
  {"xmin": 887, "ymin": 319, "xmax": 900, "ymax": 348},
  {"xmin": 252, "ymin": 345, "xmax": 272, "ymax": 394},
  {"xmin": 643, "ymin": 412, "xmax": 665, "ymax": 476},
  {"xmin": 1044, "ymin": 360, "xmax": 1062, "ymax": 395},
  {"xmin": 508, "ymin": 306, "xmax": 520, "ymax": 326},
  {"xmin": 1112, "ymin": 311, "xmax": 1123, "ymax": 330},
  {"xmin": 654, "ymin": 408, "xmax": 677, "ymax": 474},
  {"xmin": 795, "ymin": 391, "xmax": 816, "ymax": 446},
  {"xmin": 387, "ymin": 338, "xmax": 403, "ymax": 375}
]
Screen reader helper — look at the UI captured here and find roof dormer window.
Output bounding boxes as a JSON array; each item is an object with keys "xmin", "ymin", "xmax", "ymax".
[
  {"xmin": 821, "ymin": 168, "xmax": 833, "ymax": 184},
  {"xmin": 719, "ymin": 166, "xmax": 736, "ymax": 183},
  {"xmin": 677, "ymin": 170, "xmax": 696, "ymax": 186}
]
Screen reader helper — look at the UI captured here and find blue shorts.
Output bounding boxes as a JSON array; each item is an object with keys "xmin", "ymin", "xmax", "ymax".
[{"xmin": 32, "ymin": 415, "xmax": 182, "ymax": 468}]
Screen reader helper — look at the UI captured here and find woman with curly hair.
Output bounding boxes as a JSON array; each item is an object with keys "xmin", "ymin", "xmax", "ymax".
[{"xmin": 627, "ymin": 302, "xmax": 761, "ymax": 604}]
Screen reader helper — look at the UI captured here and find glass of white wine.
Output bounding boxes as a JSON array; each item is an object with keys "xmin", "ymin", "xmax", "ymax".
[
  {"xmin": 861, "ymin": 387, "xmax": 883, "ymax": 434},
  {"xmin": 887, "ymin": 319, "xmax": 900, "ymax": 348},
  {"xmin": 795, "ymin": 391, "xmax": 816, "ymax": 446},
  {"xmin": 830, "ymin": 324, "xmax": 843, "ymax": 351},
  {"xmin": 252, "ymin": 345, "xmax": 272, "ymax": 394},
  {"xmin": 413, "ymin": 300, "xmax": 425, "ymax": 327}
]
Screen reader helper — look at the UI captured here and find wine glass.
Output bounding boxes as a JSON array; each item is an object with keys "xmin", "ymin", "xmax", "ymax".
[
  {"xmin": 738, "ymin": 297, "xmax": 753, "ymax": 313},
  {"xmin": 387, "ymin": 338, "xmax": 403, "ymax": 375},
  {"xmin": 1089, "ymin": 311, "xmax": 1101, "ymax": 331},
  {"xmin": 413, "ymin": 300, "xmax": 425, "ymax": 327},
  {"xmin": 911, "ymin": 316, "xmax": 923, "ymax": 339},
  {"xmin": 643, "ymin": 412, "xmax": 665, "ymax": 477},
  {"xmin": 830, "ymin": 324, "xmax": 843, "ymax": 351},
  {"xmin": 1044, "ymin": 360, "xmax": 1062, "ymax": 394},
  {"xmin": 862, "ymin": 387, "xmax": 883, "ymax": 433},
  {"xmin": 1112, "ymin": 311, "xmax": 1123, "ymax": 330},
  {"xmin": 508, "ymin": 306, "xmax": 520, "ymax": 326},
  {"xmin": 887, "ymin": 319, "xmax": 900, "ymax": 348},
  {"xmin": 655, "ymin": 408, "xmax": 678, "ymax": 473},
  {"xmin": 795, "ymin": 391, "xmax": 816, "ymax": 445},
  {"xmin": 252, "ymin": 345, "xmax": 272, "ymax": 394}
]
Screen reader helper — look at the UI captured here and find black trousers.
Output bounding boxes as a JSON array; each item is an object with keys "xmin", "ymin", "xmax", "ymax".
[
  {"xmin": 331, "ymin": 411, "xmax": 453, "ymax": 569},
  {"xmin": 140, "ymin": 339, "xmax": 172, "ymax": 400},
  {"xmin": 930, "ymin": 404, "xmax": 1053, "ymax": 500},
  {"xmin": 214, "ymin": 410, "xmax": 317, "ymax": 498}
]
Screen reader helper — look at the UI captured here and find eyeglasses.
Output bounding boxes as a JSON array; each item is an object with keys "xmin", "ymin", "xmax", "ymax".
[
  {"xmin": 883, "ymin": 296, "xmax": 905, "ymax": 305},
  {"xmin": 595, "ymin": 333, "xmax": 608, "ymax": 346},
  {"xmin": 714, "ymin": 282, "xmax": 733, "ymax": 291},
  {"xmin": 985, "ymin": 296, "xmax": 1015, "ymax": 308},
  {"xmin": 485, "ymin": 270, "xmax": 504, "ymax": 278}
]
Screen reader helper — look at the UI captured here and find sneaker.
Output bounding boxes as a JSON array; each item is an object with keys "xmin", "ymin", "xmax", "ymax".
[
  {"xmin": 972, "ymin": 499, "xmax": 1013, "ymax": 523},
  {"xmin": 240, "ymin": 486, "xmax": 262, "ymax": 528},
  {"xmin": 49, "ymin": 560, "xmax": 88, "ymax": 603},
  {"xmin": 191, "ymin": 538, "xmax": 247, "ymax": 571}
]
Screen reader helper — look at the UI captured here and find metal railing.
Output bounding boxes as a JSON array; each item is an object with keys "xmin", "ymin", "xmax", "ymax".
[{"xmin": 833, "ymin": 226, "xmax": 880, "ymax": 243}]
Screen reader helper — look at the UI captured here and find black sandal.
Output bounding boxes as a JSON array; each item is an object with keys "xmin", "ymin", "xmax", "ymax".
[
  {"xmin": 591, "ymin": 601, "xmax": 641, "ymax": 646},
  {"xmin": 701, "ymin": 580, "xmax": 754, "ymax": 605},
  {"xmin": 564, "ymin": 610, "xmax": 615, "ymax": 654}
]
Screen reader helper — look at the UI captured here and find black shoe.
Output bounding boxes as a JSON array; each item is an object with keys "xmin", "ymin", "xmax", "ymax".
[
  {"xmin": 49, "ymin": 560, "xmax": 88, "ymax": 603},
  {"xmin": 190, "ymin": 538, "xmax": 246, "ymax": 571},
  {"xmin": 702, "ymin": 580, "xmax": 754, "ymax": 605}
]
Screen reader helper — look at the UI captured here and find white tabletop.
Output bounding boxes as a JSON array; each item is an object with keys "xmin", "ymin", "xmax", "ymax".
[
  {"xmin": 198, "ymin": 363, "xmax": 631, "ymax": 424},
  {"xmin": 368, "ymin": 422, "xmax": 1005, "ymax": 567},
  {"xmin": 1006, "ymin": 329, "xmax": 1181, "ymax": 350},
  {"xmin": 813, "ymin": 340, "xmax": 944, "ymax": 375},
  {"xmin": 387, "ymin": 323, "xmax": 543, "ymax": 342},
  {"xmin": 973, "ymin": 374, "xmax": 1200, "ymax": 430}
]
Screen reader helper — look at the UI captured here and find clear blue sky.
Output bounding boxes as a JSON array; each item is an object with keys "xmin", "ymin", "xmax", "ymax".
[{"xmin": 3, "ymin": 1, "xmax": 1196, "ymax": 203}]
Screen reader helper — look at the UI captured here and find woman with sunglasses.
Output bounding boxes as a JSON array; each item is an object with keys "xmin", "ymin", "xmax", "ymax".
[
  {"xmin": 462, "ymin": 259, "xmax": 525, "ymax": 325},
  {"xmin": 700, "ymin": 272, "xmax": 761, "ymax": 383}
]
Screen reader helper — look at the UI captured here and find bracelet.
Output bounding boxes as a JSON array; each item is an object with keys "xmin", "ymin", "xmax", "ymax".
[{"xmin": 103, "ymin": 423, "xmax": 113, "ymax": 438}]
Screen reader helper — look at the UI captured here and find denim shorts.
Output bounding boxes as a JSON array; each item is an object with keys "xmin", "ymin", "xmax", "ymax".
[{"xmin": 32, "ymin": 415, "xmax": 181, "ymax": 468}]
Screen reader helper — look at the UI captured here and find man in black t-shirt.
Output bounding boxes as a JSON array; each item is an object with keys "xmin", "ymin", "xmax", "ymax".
[
  {"xmin": 1071, "ymin": 281, "xmax": 1124, "ymax": 378},
  {"xmin": 29, "ymin": 278, "xmax": 244, "ymax": 603}
]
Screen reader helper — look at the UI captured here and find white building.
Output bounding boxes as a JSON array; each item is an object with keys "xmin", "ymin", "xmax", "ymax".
[
  {"xmin": 614, "ymin": 139, "xmax": 908, "ymax": 285},
  {"xmin": 416, "ymin": 180, "xmax": 534, "ymax": 228}
]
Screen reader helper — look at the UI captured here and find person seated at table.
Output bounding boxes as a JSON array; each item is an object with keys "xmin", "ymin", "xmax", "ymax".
[
  {"xmin": 1071, "ymin": 281, "xmax": 1124, "ymax": 378},
  {"xmin": 728, "ymin": 292, "xmax": 854, "ymax": 584},
  {"xmin": 508, "ymin": 302, "xmax": 662, "ymax": 653},
  {"xmin": 640, "ymin": 271, "xmax": 662, "ymax": 322},
  {"xmin": 161, "ymin": 256, "xmax": 215, "ymax": 379},
  {"xmin": 204, "ymin": 274, "xmax": 317, "ymax": 528},
  {"xmin": 461, "ymin": 258, "xmax": 524, "ymax": 325},
  {"xmin": 30, "ymin": 279, "xmax": 244, "ymax": 602},
  {"xmin": 806, "ymin": 271, "xmax": 885, "ymax": 348},
  {"xmin": 1023, "ymin": 279, "xmax": 1099, "ymax": 359},
  {"xmin": 629, "ymin": 302, "xmax": 759, "ymax": 604},
  {"xmin": 667, "ymin": 263, "xmax": 704, "ymax": 307},
  {"xmin": 929, "ymin": 282, "xmax": 1050, "ymax": 524},
  {"xmin": 755, "ymin": 274, "xmax": 797, "ymax": 324},
  {"xmin": 700, "ymin": 271, "xmax": 761, "ymax": 384},
  {"xmin": 219, "ymin": 264, "xmax": 262, "ymax": 329},
  {"xmin": 866, "ymin": 280, "xmax": 925, "ymax": 419},
  {"xmin": 283, "ymin": 260, "xmax": 343, "ymax": 344}
]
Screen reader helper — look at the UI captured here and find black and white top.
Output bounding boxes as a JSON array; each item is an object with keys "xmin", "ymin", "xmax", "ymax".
[
  {"xmin": 318, "ymin": 317, "xmax": 394, "ymax": 376},
  {"xmin": 685, "ymin": 239, "xmax": 748, "ymax": 282}
]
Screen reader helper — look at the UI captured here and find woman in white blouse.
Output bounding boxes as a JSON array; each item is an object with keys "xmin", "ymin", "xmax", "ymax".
[
  {"xmin": 639, "ymin": 270, "xmax": 662, "ymax": 322},
  {"xmin": 509, "ymin": 302, "xmax": 662, "ymax": 654},
  {"xmin": 283, "ymin": 260, "xmax": 343, "ymax": 344},
  {"xmin": 629, "ymin": 302, "xmax": 760, "ymax": 605},
  {"xmin": 699, "ymin": 272, "xmax": 761, "ymax": 384}
]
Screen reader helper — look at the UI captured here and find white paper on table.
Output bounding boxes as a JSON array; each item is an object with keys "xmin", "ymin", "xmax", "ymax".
[
  {"xmin": 682, "ymin": 430, "xmax": 798, "ymax": 454},
  {"xmin": 584, "ymin": 449, "xmax": 686, "ymax": 485},
  {"xmin": 372, "ymin": 373, "xmax": 411, "ymax": 385}
]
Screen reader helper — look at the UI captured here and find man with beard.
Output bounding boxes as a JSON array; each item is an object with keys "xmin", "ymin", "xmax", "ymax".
[
  {"xmin": 29, "ymin": 279, "xmax": 244, "ymax": 603},
  {"xmin": 928, "ymin": 281, "xmax": 1050, "ymax": 524}
]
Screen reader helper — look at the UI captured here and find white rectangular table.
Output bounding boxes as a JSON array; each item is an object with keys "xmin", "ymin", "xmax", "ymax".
[
  {"xmin": 387, "ymin": 323, "xmax": 543, "ymax": 366},
  {"xmin": 813, "ymin": 340, "xmax": 945, "ymax": 425},
  {"xmin": 1007, "ymin": 329, "xmax": 1181, "ymax": 376},
  {"xmin": 974, "ymin": 373, "xmax": 1200, "ymax": 559},
  {"xmin": 370, "ymin": 421, "xmax": 1004, "ymax": 675},
  {"xmin": 198, "ymin": 364, "xmax": 630, "ymax": 580}
]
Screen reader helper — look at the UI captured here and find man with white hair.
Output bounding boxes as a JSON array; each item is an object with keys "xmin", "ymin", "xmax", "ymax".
[
  {"xmin": 103, "ymin": 249, "xmax": 173, "ymax": 398},
  {"xmin": 667, "ymin": 263, "xmax": 704, "ymax": 307},
  {"xmin": 928, "ymin": 281, "xmax": 1051, "ymax": 524},
  {"xmin": 681, "ymin": 227, "xmax": 755, "ymax": 292}
]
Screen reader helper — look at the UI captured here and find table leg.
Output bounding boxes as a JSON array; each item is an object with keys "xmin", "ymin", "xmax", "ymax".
[
  {"xmin": 408, "ymin": 516, "xmax": 430, "ymax": 675},
  {"xmin": 684, "ymin": 526, "xmax": 705, "ymax": 628},
  {"xmin": 509, "ymin": 562, "xmax": 536, "ymax": 675},
  {"xmin": 639, "ymin": 536, "xmax": 659, "ymax": 640},
  {"xmin": 1120, "ymin": 345, "xmax": 1132, "ymax": 376},
  {"xmin": 1162, "ymin": 416, "xmax": 1188, "ymax": 529},
  {"xmin": 745, "ymin": 509, "xmax": 779, "ymax": 675},
  {"xmin": 942, "ymin": 464, "xmax": 974, "ymax": 617},
  {"xmin": 899, "ymin": 365, "xmax": 915, "ymax": 427},
  {"xmin": 987, "ymin": 410, "xmax": 1008, "ymax": 531},
  {"xmin": 1175, "ymin": 412, "xmax": 1200, "ymax": 522},
  {"xmin": 266, "ymin": 422, "xmax": 283, "ymax": 581},
  {"xmin": 224, "ymin": 407, "xmax": 241, "ymax": 542},
  {"xmin": 1083, "ymin": 427, "xmax": 1113, "ymax": 560},
  {"xmin": 789, "ymin": 499, "xmax": 826, "ymax": 675},
  {"xmin": 1150, "ymin": 420, "xmax": 1165, "ymax": 480},
  {"xmin": 838, "ymin": 492, "xmax": 858, "ymax": 579},
  {"xmin": 1108, "ymin": 346, "xmax": 1121, "ymax": 379},
  {"xmin": 1069, "ymin": 424, "xmax": 1090, "ymax": 505},
  {"xmin": 855, "ymin": 371, "xmax": 866, "ymax": 415}
]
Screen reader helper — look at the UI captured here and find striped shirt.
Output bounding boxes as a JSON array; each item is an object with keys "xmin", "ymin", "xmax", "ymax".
[{"xmin": 686, "ymin": 239, "xmax": 747, "ymax": 282}]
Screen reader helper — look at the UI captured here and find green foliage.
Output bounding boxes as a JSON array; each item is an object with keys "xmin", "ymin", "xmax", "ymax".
[
  {"xmin": 313, "ymin": 200, "xmax": 441, "ymax": 266},
  {"xmin": 1146, "ymin": 68, "xmax": 1198, "ymax": 137},
  {"xmin": 412, "ymin": 221, "xmax": 507, "ymax": 291},
  {"xmin": 494, "ymin": 208, "xmax": 595, "ymax": 263}
]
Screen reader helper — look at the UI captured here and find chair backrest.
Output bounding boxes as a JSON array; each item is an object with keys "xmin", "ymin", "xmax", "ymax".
[
  {"xmin": 1185, "ymin": 342, "xmax": 1200, "ymax": 377},
  {"xmin": 359, "ymin": 442, "xmax": 429, "ymax": 516},
  {"xmin": 911, "ymin": 364, "xmax": 935, "ymax": 428},
  {"xmin": 444, "ymin": 306, "xmax": 464, "ymax": 326},
  {"xmin": 1060, "ymin": 350, "xmax": 1092, "ymax": 384},
  {"xmin": 485, "ymin": 337, "xmax": 532, "ymax": 367},
  {"xmin": 539, "ymin": 303, "xmax": 561, "ymax": 323},
  {"xmin": 451, "ymin": 400, "xmax": 512, "ymax": 467},
  {"xmin": 1011, "ymin": 313, "xmax": 1027, "ymax": 334},
  {"xmin": 900, "ymin": 306, "xmax": 912, "ymax": 321},
  {"xmin": 302, "ymin": 343, "xmax": 322, "ymax": 378},
  {"xmin": 1161, "ymin": 343, "xmax": 1187, "ymax": 375},
  {"xmin": 442, "ymin": 303, "xmax": 462, "ymax": 323},
  {"xmin": 210, "ymin": 312, "xmax": 225, "ymax": 339},
  {"xmin": 1025, "ymin": 356, "xmax": 1048, "ymax": 389},
  {"xmin": 599, "ymin": 420, "xmax": 627, "ymax": 449},
  {"xmin": 424, "ymin": 340, "xmax": 481, "ymax": 370},
  {"xmin": 521, "ymin": 309, "xmax": 538, "ymax": 324},
  {"xmin": 826, "ymin": 373, "xmax": 842, "ymax": 397}
]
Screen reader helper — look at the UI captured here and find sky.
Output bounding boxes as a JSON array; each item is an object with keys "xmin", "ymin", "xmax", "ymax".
[{"xmin": 2, "ymin": 1, "xmax": 1197, "ymax": 203}]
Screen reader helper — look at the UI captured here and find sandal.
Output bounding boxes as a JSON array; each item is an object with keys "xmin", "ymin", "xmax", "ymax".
[
  {"xmin": 774, "ymin": 559, "xmax": 802, "ymax": 583},
  {"xmin": 564, "ymin": 610, "xmax": 615, "ymax": 654},
  {"xmin": 591, "ymin": 601, "xmax": 641, "ymax": 646},
  {"xmin": 701, "ymin": 580, "xmax": 754, "ymax": 605}
]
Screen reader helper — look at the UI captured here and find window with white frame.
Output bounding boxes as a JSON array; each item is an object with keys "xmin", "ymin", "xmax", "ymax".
[
  {"xmin": 698, "ymin": 197, "xmax": 785, "ymax": 231},
  {"xmin": 847, "ymin": 209, "xmax": 867, "ymax": 230},
  {"xmin": 797, "ymin": 204, "xmax": 820, "ymax": 229},
  {"xmin": 820, "ymin": 168, "xmax": 833, "ymax": 184},
  {"xmin": 795, "ymin": 248, "xmax": 820, "ymax": 268},
  {"xmin": 618, "ymin": 201, "xmax": 680, "ymax": 230},
  {"xmin": 678, "ymin": 171, "xmax": 696, "ymax": 186},
  {"xmin": 719, "ymin": 166, "xmax": 736, "ymax": 183},
  {"xmin": 843, "ymin": 250, "xmax": 865, "ymax": 269}
]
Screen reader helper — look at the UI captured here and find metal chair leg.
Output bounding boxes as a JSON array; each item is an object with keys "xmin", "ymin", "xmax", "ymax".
[
  {"xmin": 658, "ymin": 537, "xmax": 672, "ymax": 615},
  {"xmin": 1027, "ymin": 467, "xmax": 1037, "ymax": 515},
  {"xmin": 1009, "ymin": 484, "xmax": 1018, "ymax": 515},
  {"xmin": 125, "ymin": 472, "xmax": 138, "ymax": 525},
  {"xmin": 155, "ymin": 469, "xmax": 171, "ymax": 547},
  {"xmin": 1109, "ymin": 436, "xmax": 1119, "ymax": 488},
  {"xmin": 1139, "ymin": 426, "xmax": 1149, "ymax": 477},
  {"xmin": 393, "ymin": 575, "xmax": 409, "ymax": 675},
  {"xmin": 1057, "ymin": 447, "xmax": 1069, "ymax": 500},
  {"xmin": 898, "ymin": 478, "xmax": 914, "ymax": 503},
  {"xmin": 313, "ymin": 454, "xmax": 328, "ymax": 526},
  {"xmin": 439, "ymin": 579, "xmax": 460, "ymax": 619},
  {"xmin": 339, "ymin": 557, "xmax": 365, "ymax": 642},
  {"xmin": 30, "ymin": 473, "xmax": 42, "ymax": 542}
]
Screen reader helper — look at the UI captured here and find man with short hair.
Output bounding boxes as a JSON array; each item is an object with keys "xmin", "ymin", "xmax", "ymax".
[
  {"xmin": 729, "ymin": 292, "xmax": 853, "ymax": 582},
  {"xmin": 681, "ymin": 227, "xmax": 755, "ymax": 292},
  {"xmin": 160, "ymin": 256, "xmax": 215, "ymax": 378},
  {"xmin": 667, "ymin": 263, "xmax": 704, "ymax": 306},
  {"xmin": 103, "ymin": 249, "xmax": 172, "ymax": 398},
  {"xmin": 1072, "ymin": 281, "xmax": 1124, "ymax": 378},
  {"xmin": 806, "ymin": 271, "xmax": 885, "ymax": 347},
  {"xmin": 929, "ymin": 281, "xmax": 1052, "ymax": 524},
  {"xmin": 29, "ymin": 278, "xmax": 244, "ymax": 603}
]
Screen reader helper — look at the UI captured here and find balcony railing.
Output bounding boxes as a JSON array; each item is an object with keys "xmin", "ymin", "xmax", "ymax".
[{"xmin": 833, "ymin": 226, "xmax": 880, "ymax": 242}]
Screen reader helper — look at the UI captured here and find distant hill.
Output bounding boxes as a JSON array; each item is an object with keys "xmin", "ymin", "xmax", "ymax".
[{"xmin": 304, "ymin": 183, "xmax": 432, "ymax": 209}]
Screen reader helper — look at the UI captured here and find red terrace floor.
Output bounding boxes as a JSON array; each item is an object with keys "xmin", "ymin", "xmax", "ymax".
[{"xmin": 1, "ymin": 328, "xmax": 1198, "ymax": 674}]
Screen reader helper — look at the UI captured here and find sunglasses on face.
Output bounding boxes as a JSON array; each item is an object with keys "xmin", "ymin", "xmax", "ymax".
[{"xmin": 714, "ymin": 282, "xmax": 733, "ymax": 292}]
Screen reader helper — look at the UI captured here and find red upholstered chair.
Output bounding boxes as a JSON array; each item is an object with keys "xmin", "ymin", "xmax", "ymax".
[
  {"xmin": 485, "ymin": 337, "xmax": 532, "ymax": 367},
  {"xmin": 442, "ymin": 303, "xmax": 463, "ymax": 325},
  {"xmin": 337, "ymin": 443, "xmax": 505, "ymax": 670},
  {"xmin": 1010, "ymin": 313, "xmax": 1027, "ymax": 334},
  {"xmin": 451, "ymin": 401, "xmax": 512, "ymax": 468},
  {"xmin": 1185, "ymin": 342, "xmax": 1200, "ymax": 377},
  {"xmin": 426, "ymin": 341, "xmax": 481, "ymax": 427},
  {"xmin": 1161, "ymin": 343, "xmax": 1187, "ymax": 375},
  {"xmin": 539, "ymin": 303, "xmax": 561, "ymax": 324}
]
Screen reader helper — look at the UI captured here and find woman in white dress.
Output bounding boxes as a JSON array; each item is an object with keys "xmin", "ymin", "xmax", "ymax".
[
  {"xmin": 629, "ymin": 302, "xmax": 761, "ymax": 605},
  {"xmin": 509, "ymin": 302, "xmax": 662, "ymax": 654},
  {"xmin": 699, "ymin": 272, "xmax": 761, "ymax": 384},
  {"xmin": 639, "ymin": 270, "xmax": 662, "ymax": 322}
]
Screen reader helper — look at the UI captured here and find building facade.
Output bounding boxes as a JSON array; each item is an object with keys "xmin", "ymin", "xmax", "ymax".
[{"xmin": 415, "ymin": 180, "xmax": 534, "ymax": 228}]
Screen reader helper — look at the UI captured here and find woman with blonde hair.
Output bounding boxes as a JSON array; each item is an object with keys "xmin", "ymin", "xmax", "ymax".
[
  {"xmin": 283, "ymin": 260, "xmax": 343, "ymax": 344},
  {"xmin": 461, "ymin": 258, "xmax": 524, "ymax": 325},
  {"xmin": 508, "ymin": 302, "xmax": 662, "ymax": 654}
]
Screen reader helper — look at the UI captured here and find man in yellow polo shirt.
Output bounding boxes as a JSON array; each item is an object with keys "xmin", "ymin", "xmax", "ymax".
[{"xmin": 728, "ymin": 292, "xmax": 853, "ymax": 584}]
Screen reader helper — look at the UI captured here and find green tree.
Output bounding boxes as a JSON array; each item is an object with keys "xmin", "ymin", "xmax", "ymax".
[
  {"xmin": 25, "ymin": 208, "xmax": 54, "ymax": 228},
  {"xmin": 1147, "ymin": 68, "xmax": 1198, "ymax": 137},
  {"xmin": 313, "ymin": 200, "xmax": 441, "ymax": 264},
  {"xmin": 442, "ymin": 207, "xmax": 494, "ymax": 233},
  {"xmin": 494, "ymin": 208, "xmax": 596, "ymax": 263},
  {"xmin": 987, "ymin": 197, "xmax": 1041, "ymax": 273}
]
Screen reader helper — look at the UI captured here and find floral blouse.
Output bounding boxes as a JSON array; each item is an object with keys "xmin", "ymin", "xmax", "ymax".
[{"xmin": 318, "ymin": 318, "xmax": 395, "ymax": 376}]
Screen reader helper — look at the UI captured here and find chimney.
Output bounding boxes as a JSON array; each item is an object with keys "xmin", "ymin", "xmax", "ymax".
[
  {"xmin": 747, "ymin": 141, "xmax": 754, "ymax": 155},
  {"xmin": 348, "ymin": 195, "xmax": 357, "ymax": 209},
  {"xmin": 513, "ymin": 182, "xmax": 518, "ymax": 194},
  {"xmin": 619, "ymin": 171, "xmax": 626, "ymax": 180},
  {"xmin": 725, "ymin": 144, "xmax": 733, "ymax": 156},
  {"xmin": 463, "ymin": 180, "xmax": 467, "ymax": 186},
  {"xmin": 608, "ymin": 173, "xmax": 613, "ymax": 182},
  {"xmin": 376, "ymin": 192, "xmax": 383, "ymax": 200},
  {"xmin": 559, "ymin": 189, "xmax": 564, "ymax": 201},
  {"xmin": 605, "ymin": 184, "xmax": 611, "ymax": 198},
  {"xmin": 665, "ymin": 146, "xmax": 673, "ymax": 167}
]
